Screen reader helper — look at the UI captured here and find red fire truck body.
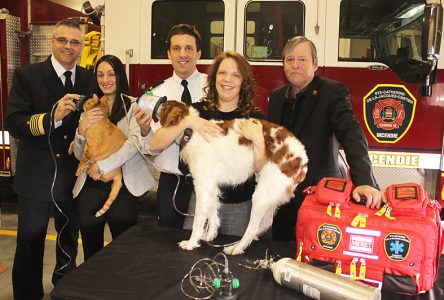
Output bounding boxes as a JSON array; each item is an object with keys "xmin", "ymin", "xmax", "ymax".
[{"xmin": 1, "ymin": 0, "xmax": 444, "ymax": 202}]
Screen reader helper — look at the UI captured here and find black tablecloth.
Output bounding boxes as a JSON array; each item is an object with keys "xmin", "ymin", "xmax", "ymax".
[{"xmin": 51, "ymin": 224, "xmax": 444, "ymax": 300}]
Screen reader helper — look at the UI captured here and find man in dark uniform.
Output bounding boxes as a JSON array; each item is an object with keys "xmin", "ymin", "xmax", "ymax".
[{"xmin": 6, "ymin": 19, "xmax": 93, "ymax": 299}]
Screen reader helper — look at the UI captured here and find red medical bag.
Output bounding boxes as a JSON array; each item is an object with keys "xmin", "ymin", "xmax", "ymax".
[{"xmin": 295, "ymin": 178, "xmax": 444, "ymax": 295}]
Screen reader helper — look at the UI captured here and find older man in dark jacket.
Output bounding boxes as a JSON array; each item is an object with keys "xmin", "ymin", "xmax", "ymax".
[{"xmin": 268, "ymin": 36, "xmax": 382, "ymax": 241}]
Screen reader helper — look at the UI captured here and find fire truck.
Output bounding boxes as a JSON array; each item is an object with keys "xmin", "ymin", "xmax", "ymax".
[{"xmin": 1, "ymin": 0, "xmax": 444, "ymax": 204}]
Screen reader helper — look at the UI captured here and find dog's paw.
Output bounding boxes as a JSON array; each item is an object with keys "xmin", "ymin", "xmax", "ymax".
[
  {"xmin": 204, "ymin": 229, "xmax": 218, "ymax": 242},
  {"xmin": 178, "ymin": 240, "xmax": 200, "ymax": 250},
  {"xmin": 223, "ymin": 243, "xmax": 245, "ymax": 256}
]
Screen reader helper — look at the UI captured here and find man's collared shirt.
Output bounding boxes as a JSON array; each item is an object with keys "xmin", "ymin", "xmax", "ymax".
[{"xmin": 141, "ymin": 69, "xmax": 207, "ymax": 174}]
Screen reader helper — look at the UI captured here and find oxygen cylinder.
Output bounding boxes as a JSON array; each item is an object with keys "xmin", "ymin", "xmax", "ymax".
[{"xmin": 271, "ymin": 258, "xmax": 381, "ymax": 300}]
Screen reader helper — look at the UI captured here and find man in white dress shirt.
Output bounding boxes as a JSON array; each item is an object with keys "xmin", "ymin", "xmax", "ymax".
[{"xmin": 136, "ymin": 24, "xmax": 207, "ymax": 227}]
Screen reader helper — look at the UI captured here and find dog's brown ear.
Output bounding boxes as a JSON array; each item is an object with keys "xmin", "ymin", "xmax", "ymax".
[{"xmin": 159, "ymin": 101, "xmax": 189, "ymax": 127}]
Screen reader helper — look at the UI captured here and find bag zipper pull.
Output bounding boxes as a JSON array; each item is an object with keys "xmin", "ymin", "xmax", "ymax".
[
  {"xmin": 350, "ymin": 257, "xmax": 358, "ymax": 280},
  {"xmin": 327, "ymin": 203, "xmax": 334, "ymax": 217},
  {"xmin": 359, "ymin": 214, "xmax": 368, "ymax": 228},
  {"xmin": 334, "ymin": 203, "xmax": 341, "ymax": 219},
  {"xmin": 351, "ymin": 213, "xmax": 362, "ymax": 227},
  {"xmin": 296, "ymin": 241, "xmax": 303, "ymax": 262},
  {"xmin": 375, "ymin": 204, "xmax": 387, "ymax": 216},
  {"xmin": 359, "ymin": 258, "xmax": 366, "ymax": 280},
  {"xmin": 335, "ymin": 260, "xmax": 342, "ymax": 275},
  {"xmin": 303, "ymin": 186, "xmax": 314, "ymax": 195},
  {"xmin": 385, "ymin": 206, "xmax": 396, "ymax": 220}
]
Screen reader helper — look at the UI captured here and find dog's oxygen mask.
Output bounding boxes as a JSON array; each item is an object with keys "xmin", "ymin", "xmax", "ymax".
[{"xmin": 137, "ymin": 91, "xmax": 167, "ymax": 122}]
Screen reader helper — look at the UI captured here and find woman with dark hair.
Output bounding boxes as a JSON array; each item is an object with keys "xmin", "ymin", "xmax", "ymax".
[
  {"xmin": 72, "ymin": 54, "xmax": 156, "ymax": 260},
  {"xmin": 92, "ymin": 55, "xmax": 131, "ymax": 124},
  {"xmin": 148, "ymin": 51, "xmax": 265, "ymax": 236}
]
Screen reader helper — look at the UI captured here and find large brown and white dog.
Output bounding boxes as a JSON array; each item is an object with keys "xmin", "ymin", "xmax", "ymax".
[
  {"xmin": 69, "ymin": 96, "xmax": 127, "ymax": 217},
  {"xmin": 158, "ymin": 101, "xmax": 308, "ymax": 255}
]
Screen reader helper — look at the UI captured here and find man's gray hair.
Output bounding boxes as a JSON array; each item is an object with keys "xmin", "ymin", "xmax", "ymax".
[
  {"xmin": 53, "ymin": 19, "xmax": 83, "ymax": 37},
  {"xmin": 282, "ymin": 36, "xmax": 318, "ymax": 65}
]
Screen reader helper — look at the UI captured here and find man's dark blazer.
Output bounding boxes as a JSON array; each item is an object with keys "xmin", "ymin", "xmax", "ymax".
[
  {"xmin": 268, "ymin": 75, "xmax": 378, "ymax": 190},
  {"xmin": 6, "ymin": 56, "xmax": 94, "ymax": 202}
]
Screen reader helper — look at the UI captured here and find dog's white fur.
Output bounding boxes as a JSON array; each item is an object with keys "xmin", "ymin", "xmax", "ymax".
[{"xmin": 158, "ymin": 101, "xmax": 308, "ymax": 255}]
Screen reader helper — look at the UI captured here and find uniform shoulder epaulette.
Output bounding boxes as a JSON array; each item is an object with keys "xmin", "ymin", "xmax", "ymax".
[{"xmin": 149, "ymin": 80, "xmax": 165, "ymax": 91}]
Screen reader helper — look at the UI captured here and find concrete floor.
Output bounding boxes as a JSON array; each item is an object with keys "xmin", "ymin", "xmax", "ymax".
[
  {"xmin": 0, "ymin": 191, "xmax": 157, "ymax": 300},
  {"xmin": 0, "ymin": 201, "xmax": 89, "ymax": 299}
]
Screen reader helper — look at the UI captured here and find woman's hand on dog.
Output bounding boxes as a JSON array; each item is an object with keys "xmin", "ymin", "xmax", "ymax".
[
  {"xmin": 135, "ymin": 106, "xmax": 152, "ymax": 137},
  {"xmin": 237, "ymin": 119, "xmax": 263, "ymax": 142},
  {"xmin": 54, "ymin": 94, "xmax": 81, "ymax": 122},
  {"xmin": 237, "ymin": 119, "xmax": 267, "ymax": 172},
  {"xmin": 78, "ymin": 107, "xmax": 106, "ymax": 137},
  {"xmin": 183, "ymin": 115, "xmax": 223, "ymax": 141}
]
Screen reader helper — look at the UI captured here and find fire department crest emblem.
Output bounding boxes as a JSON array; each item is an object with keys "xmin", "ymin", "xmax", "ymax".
[
  {"xmin": 317, "ymin": 224, "xmax": 342, "ymax": 251},
  {"xmin": 363, "ymin": 84, "xmax": 416, "ymax": 143}
]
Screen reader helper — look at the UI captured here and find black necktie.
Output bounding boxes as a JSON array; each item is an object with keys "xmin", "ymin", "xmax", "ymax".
[
  {"xmin": 178, "ymin": 80, "xmax": 192, "ymax": 177},
  {"xmin": 64, "ymin": 71, "xmax": 74, "ymax": 92},
  {"xmin": 181, "ymin": 80, "xmax": 192, "ymax": 105}
]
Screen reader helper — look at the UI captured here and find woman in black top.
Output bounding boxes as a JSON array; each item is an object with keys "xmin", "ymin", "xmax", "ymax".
[{"xmin": 150, "ymin": 51, "xmax": 265, "ymax": 236}]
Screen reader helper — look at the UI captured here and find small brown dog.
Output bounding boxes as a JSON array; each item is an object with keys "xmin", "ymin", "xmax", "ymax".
[{"xmin": 69, "ymin": 96, "xmax": 127, "ymax": 217}]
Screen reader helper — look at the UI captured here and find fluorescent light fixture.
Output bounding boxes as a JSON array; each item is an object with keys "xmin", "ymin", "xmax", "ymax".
[{"xmin": 397, "ymin": 4, "xmax": 425, "ymax": 19}]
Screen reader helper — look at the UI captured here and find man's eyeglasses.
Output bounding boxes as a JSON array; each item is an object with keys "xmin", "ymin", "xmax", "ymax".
[{"xmin": 54, "ymin": 37, "xmax": 83, "ymax": 47}]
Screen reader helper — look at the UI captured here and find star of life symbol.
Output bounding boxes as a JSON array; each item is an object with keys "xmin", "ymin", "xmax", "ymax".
[
  {"xmin": 389, "ymin": 241, "xmax": 404, "ymax": 255},
  {"xmin": 384, "ymin": 233, "xmax": 410, "ymax": 261}
]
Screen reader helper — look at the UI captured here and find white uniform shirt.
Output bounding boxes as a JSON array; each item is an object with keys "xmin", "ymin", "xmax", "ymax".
[{"xmin": 141, "ymin": 69, "xmax": 207, "ymax": 174}]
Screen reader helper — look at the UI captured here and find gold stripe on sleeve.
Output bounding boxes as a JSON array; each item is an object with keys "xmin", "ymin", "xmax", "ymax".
[
  {"xmin": 29, "ymin": 113, "xmax": 46, "ymax": 136},
  {"xmin": 29, "ymin": 115, "xmax": 38, "ymax": 136},
  {"xmin": 37, "ymin": 113, "xmax": 46, "ymax": 135}
]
